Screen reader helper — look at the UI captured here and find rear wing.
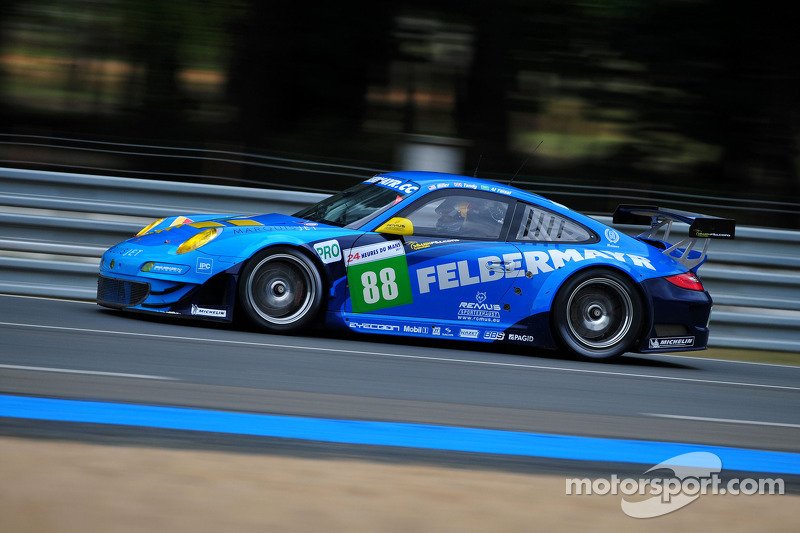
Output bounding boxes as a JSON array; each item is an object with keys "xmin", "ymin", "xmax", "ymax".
[{"xmin": 612, "ymin": 204, "xmax": 735, "ymax": 270}]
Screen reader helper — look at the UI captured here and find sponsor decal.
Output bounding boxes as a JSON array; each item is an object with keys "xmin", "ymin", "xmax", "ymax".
[
  {"xmin": 314, "ymin": 239, "xmax": 341, "ymax": 264},
  {"xmin": 483, "ymin": 330, "xmax": 505, "ymax": 341},
  {"xmin": 346, "ymin": 241, "xmax": 413, "ymax": 313},
  {"xmin": 695, "ymin": 232, "xmax": 732, "ymax": 238},
  {"xmin": 403, "ymin": 325, "xmax": 429, "ymax": 334},
  {"xmin": 406, "ymin": 239, "xmax": 460, "ymax": 251},
  {"xmin": 416, "ymin": 249, "xmax": 656, "ymax": 294},
  {"xmin": 648, "ymin": 336, "xmax": 695, "ymax": 349},
  {"xmin": 365, "ymin": 176, "xmax": 419, "ymax": 194},
  {"xmin": 196, "ymin": 257, "xmax": 213, "ymax": 274},
  {"xmin": 344, "ymin": 241, "xmax": 404, "ymax": 267},
  {"xmin": 509, "ymin": 334, "xmax": 535, "ymax": 342},
  {"xmin": 605, "ymin": 228, "xmax": 620, "ymax": 245},
  {"xmin": 459, "ymin": 328, "xmax": 480, "ymax": 339},
  {"xmin": 458, "ymin": 291, "xmax": 502, "ymax": 323},
  {"xmin": 349, "ymin": 321, "xmax": 401, "ymax": 332},
  {"xmin": 232, "ymin": 226, "xmax": 317, "ymax": 234},
  {"xmin": 191, "ymin": 305, "xmax": 226, "ymax": 318},
  {"xmin": 120, "ymin": 248, "xmax": 144, "ymax": 257},
  {"xmin": 432, "ymin": 326, "xmax": 441, "ymax": 336},
  {"xmin": 150, "ymin": 264, "xmax": 189, "ymax": 275}
]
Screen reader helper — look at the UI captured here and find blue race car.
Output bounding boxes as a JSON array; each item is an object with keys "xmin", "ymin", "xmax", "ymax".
[{"xmin": 97, "ymin": 171, "xmax": 735, "ymax": 361}]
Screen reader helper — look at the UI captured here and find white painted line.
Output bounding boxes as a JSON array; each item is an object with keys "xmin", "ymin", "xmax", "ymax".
[
  {"xmin": 646, "ymin": 413, "xmax": 800, "ymax": 429},
  {"xmin": 2, "ymin": 321, "xmax": 799, "ymax": 391},
  {"xmin": 0, "ymin": 293, "xmax": 95, "ymax": 304},
  {"xmin": 0, "ymin": 363, "xmax": 174, "ymax": 381},
  {"xmin": 652, "ymin": 352, "xmax": 800, "ymax": 369},
  {"xmin": 4, "ymin": 293, "xmax": 799, "ymax": 368}
]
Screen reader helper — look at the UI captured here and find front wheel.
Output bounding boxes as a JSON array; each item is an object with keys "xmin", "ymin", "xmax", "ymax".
[
  {"xmin": 551, "ymin": 269, "xmax": 643, "ymax": 361},
  {"xmin": 238, "ymin": 247, "xmax": 323, "ymax": 333}
]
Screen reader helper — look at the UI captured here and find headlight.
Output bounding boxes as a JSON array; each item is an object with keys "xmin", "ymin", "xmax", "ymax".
[
  {"xmin": 176, "ymin": 228, "xmax": 221, "ymax": 254},
  {"xmin": 136, "ymin": 218, "xmax": 165, "ymax": 236}
]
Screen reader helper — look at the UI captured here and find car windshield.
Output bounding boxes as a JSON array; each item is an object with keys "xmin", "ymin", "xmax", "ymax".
[{"xmin": 293, "ymin": 182, "xmax": 408, "ymax": 228}]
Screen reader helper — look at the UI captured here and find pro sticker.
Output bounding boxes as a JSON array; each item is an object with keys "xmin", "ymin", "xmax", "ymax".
[{"xmin": 314, "ymin": 239, "xmax": 342, "ymax": 264}]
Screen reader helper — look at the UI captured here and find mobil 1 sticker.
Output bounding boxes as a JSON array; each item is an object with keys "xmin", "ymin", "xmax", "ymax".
[
  {"xmin": 314, "ymin": 239, "xmax": 341, "ymax": 264},
  {"xmin": 345, "ymin": 240, "xmax": 412, "ymax": 313}
]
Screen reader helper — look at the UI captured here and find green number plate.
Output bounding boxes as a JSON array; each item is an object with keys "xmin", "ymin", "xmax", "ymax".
[{"xmin": 348, "ymin": 254, "xmax": 413, "ymax": 313}]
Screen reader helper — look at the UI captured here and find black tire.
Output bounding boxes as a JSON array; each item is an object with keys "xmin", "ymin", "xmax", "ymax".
[
  {"xmin": 237, "ymin": 247, "xmax": 323, "ymax": 333},
  {"xmin": 551, "ymin": 269, "xmax": 643, "ymax": 361}
]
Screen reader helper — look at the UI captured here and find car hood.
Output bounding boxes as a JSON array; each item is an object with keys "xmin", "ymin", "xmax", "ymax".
[{"xmin": 120, "ymin": 212, "xmax": 355, "ymax": 260}]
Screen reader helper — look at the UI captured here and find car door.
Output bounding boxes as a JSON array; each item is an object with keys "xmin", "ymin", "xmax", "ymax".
[
  {"xmin": 503, "ymin": 200, "xmax": 600, "ymax": 322},
  {"xmin": 343, "ymin": 189, "xmax": 521, "ymax": 329}
]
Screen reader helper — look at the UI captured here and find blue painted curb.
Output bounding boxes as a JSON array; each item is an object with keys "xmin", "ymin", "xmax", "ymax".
[{"xmin": 1, "ymin": 394, "xmax": 798, "ymax": 475}]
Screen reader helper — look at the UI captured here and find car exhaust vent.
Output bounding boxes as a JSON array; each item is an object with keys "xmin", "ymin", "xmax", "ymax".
[{"xmin": 97, "ymin": 276, "xmax": 150, "ymax": 308}]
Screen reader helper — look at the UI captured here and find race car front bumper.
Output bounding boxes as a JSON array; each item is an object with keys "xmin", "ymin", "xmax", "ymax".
[{"xmin": 96, "ymin": 272, "xmax": 237, "ymax": 322}]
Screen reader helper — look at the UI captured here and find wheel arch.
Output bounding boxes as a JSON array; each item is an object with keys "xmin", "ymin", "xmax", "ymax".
[
  {"xmin": 545, "ymin": 263, "xmax": 651, "ymax": 360},
  {"xmin": 524, "ymin": 260, "xmax": 650, "ymax": 322},
  {"xmin": 548, "ymin": 264, "xmax": 651, "ymax": 340},
  {"xmin": 235, "ymin": 243, "xmax": 330, "ymax": 332},
  {"xmin": 238, "ymin": 240, "xmax": 333, "ymax": 290}
]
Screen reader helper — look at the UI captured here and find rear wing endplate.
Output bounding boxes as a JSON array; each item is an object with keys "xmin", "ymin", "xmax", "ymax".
[{"xmin": 612, "ymin": 204, "xmax": 735, "ymax": 270}]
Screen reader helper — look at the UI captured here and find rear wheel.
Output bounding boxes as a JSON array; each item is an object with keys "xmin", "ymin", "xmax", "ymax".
[
  {"xmin": 238, "ymin": 247, "xmax": 323, "ymax": 333},
  {"xmin": 552, "ymin": 269, "xmax": 643, "ymax": 361}
]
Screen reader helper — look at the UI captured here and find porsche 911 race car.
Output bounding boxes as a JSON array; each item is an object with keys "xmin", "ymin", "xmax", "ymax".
[{"xmin": 97, "ymin": 171, "xmax": 735, "ymax": 361}]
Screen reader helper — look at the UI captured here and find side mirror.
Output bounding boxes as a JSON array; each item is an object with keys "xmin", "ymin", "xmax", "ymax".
[{"xmin": 375, "ymin": 217, "xmax": 414, "ymax": 236}]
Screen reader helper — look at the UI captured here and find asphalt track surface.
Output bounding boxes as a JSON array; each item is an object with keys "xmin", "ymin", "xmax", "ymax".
[{"xmin": 2, "ymin": 293, "xmax": 799, "ymax": 482}]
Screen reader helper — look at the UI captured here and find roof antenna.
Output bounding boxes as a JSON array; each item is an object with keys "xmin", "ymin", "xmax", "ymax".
[
  {"xmin": 509, "ymin": 140, "xmax": 543, "ymax": 186},
  {"xmin": 473, "ymin": 154, "xmax": 483, "ymax": 178}
]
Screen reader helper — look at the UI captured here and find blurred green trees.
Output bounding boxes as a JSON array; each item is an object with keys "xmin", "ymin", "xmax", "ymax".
[{"xmin": 0, "ymin": 0, "xmax": 797, "ymax": 226}]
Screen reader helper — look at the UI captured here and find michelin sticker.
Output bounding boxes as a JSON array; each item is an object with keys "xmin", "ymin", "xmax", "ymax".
[
  {"xmin": 314, "ymin": 239, "xmax": 341, "ymax": 264},
  {"xmin": 191, "ymin": 305, "xmax": 226, "ymax": 318},
  {"xmin": 345, "ymin": 241, "xmax": 413, "ymax": 313},
  {"xmin": 649, "ymin": 336, "xmax": 694, "ymax": 349}
]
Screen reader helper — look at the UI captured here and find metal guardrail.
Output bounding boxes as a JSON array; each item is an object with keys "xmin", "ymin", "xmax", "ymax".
[
  {"xmin": 593, "ymin": 216, "xmax": 800, "ymax": 352},
  {"xmin": 2, "ymin": 167, "xmax": 798, "ymax": 352},
  {"xmin": 0, "ymin": 167, "xmax": 326, "ymax": 299}
]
